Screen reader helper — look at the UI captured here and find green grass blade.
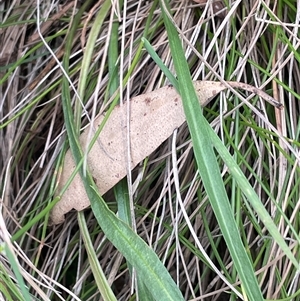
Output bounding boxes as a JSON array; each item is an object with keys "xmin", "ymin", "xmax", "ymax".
[
  {"xmin": 4, "ymin": 245, "xmax": 31, "ymax": 301},
  {"xmin": 0, "ymin": 264, "xmax": 23, "ymax": 301},
  {"xmin": 114, "ymin": 180, "xmax": 155, "ymax": 301},
  {"xmin": 160, "ymin": 0, "xmax": 264, "ymax": 300},
  {"xmin": 76, "ymin": 0, "xmax": 112, "ymax": 125},
  {"xmin": 78, "ymin": 212, "xmax": 117, "ymax": 301},
  {"xmin": 141, "ymin": 37, "xmax": 178, "ymax": 89}
]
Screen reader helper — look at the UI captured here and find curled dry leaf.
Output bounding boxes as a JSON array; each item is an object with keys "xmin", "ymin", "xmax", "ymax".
[{"xmin": 51, "ymin": 81, "xmax": 282, "ymax": 224}]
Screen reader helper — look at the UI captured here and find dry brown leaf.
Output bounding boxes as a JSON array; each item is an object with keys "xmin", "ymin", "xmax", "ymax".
[{"xmin": 51, "ymin": 80, "xmax": 282, "ymax": 224}]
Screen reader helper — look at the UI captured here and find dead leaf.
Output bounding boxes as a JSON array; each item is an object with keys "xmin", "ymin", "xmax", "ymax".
[{"xmin": 51, "ymin": 80, "xmax": 282, "ymax": 224}]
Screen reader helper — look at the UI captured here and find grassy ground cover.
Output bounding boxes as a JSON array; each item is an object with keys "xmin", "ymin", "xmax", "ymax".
[{"xmin": 0, "ymin": 0, "xmax": 299, "ymax": 300}]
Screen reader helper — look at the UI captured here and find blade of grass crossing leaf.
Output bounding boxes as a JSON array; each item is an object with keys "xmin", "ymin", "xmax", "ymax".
[
  {"xmin": 101, "ymin": 5, "xmax": 168, "ymax": 297},
  {"xmin": 109, "ymin": 7, "xmax": 140, "ymax": 292},
  {"xmin": 113, "ymin": 3, "xmax": 162, "ymax": 300},
  {"xmin": 159, "ymin": 0, "xmax": 264, "ymax": 300},
  {"xmin": 61, "ymin": 3, "xmax": 184, "ymax": 301}
]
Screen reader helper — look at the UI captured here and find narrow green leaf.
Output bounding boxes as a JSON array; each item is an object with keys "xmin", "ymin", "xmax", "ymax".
[
  {"xmin": 4, "ymin": 245, "xmax": 31, "ymax": 301},
  {"xmin": 142, "ymin": 37, "xmax": 178, "ymax": 89},
  {"xmin": 160, "ymin": 0, "xmax": 264, "ymax": 300},
  {"xmin": 78, "ymin": 212, "xmax": 117, "ymax": 301},
  {"xmin": 76, "ymin": 0, "xmax": 112, "ymax": 125}
]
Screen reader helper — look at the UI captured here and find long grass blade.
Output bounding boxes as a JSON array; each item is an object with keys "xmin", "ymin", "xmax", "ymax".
[
  {"xmin": 78, "ymin": 212, "xmax": 117, "ymax": 301},
  {"xmin": 160, "ymin": 0, "xmax": 264, "ymax": 300}
]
